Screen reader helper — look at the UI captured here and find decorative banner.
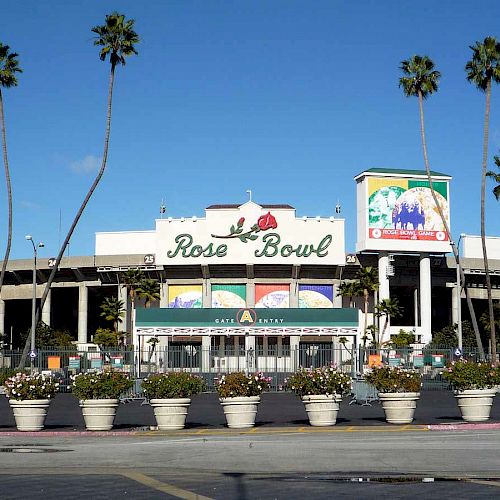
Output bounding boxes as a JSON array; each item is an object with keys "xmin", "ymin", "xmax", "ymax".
[
  {"xmin": 298, "ymin": 285, "xmax": 334, "ymax": 308},
  {"xmin": 168, "ymin": 285, "xmax": 202, "ymax": 309},
  {"xmin": 255, "ymin": 284, "xmax": 290, "ymax": 308},
  {"xmin": 368, "ymin": 178, "xmax": 449, "ymax": 241},
  {"xmin": 212, "ymin": 284, "xmax": 246, "ymax": 308}
]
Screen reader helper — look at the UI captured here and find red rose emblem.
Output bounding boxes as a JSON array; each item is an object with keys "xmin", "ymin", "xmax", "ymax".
[
  {"xmin": 257, "ymin": 212, "xmax": 278, "ymax": 231},
  {"xmin": 237, "ymin": 217, "xmax": 245, "ymax": 227}
]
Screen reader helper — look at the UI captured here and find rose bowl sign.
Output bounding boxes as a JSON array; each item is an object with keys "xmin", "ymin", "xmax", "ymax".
[{"xmin": 155, "ymin": 202, "xmax": 345, "ymax": 265}]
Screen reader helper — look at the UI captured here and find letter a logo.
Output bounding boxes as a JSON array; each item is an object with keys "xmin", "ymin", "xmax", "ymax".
[{"xmin": 237, "ymin": 308, "xmax": 256, "ymax": 326}]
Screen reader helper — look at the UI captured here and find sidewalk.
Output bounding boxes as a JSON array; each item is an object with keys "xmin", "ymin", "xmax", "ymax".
[{"xmin": 1, "ymin": 391, "xmax": 499, "ymax": 432}]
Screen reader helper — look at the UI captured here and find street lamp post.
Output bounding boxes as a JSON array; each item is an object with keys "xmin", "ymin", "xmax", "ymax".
[
  {"xmin": 25, "ymin": 235, "xmax": 44, "ymax": 373},
  {"xmin": 456, "ymin": 234, "xmax": 466, "ymax": 350}
]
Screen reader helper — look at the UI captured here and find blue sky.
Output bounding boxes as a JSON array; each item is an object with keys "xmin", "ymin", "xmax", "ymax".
[{"xmin": 1, "ymin": 0, "xmax": 500, "ymax": 259}]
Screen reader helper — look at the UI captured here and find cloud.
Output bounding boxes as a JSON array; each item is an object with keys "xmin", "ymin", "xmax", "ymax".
[
  {"xmin": 20, "ymin": 200, "xmax": 41, "ymax": 209},
  {"xmin": 69, "ymin": 155, "xmax": 101, "ymax": 174}
]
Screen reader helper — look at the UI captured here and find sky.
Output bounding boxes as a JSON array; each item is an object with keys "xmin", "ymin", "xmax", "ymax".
[{"xmin": 1, "ymin": 0, "xmax": 500, "ymax": 260}]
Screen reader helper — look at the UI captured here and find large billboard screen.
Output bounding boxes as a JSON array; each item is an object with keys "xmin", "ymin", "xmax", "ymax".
[{"xmin": 367, "ymin": 177, "xmax": 449, "ymax": 242}]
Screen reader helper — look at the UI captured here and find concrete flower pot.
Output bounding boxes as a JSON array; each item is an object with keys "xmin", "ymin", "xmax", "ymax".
[
  {"xmin": 455, "ymin": 388, "xmax": 497, "ymax": 422},
  {"xmin": 220, "ymin": 396, "xmax": 260, "ymax": 428},
  {"xmin": 80, "ymin": 399, "xmax": 119, "ymax": 431},
  {"xmin": 302, "ymin": 394, "xmax": 342, "ymax": 426},
  {"xmin": 150, "ymin": 398, "xmax": 191, "ymax": 430},
  {"xmin": 9, "ymin": 399, "xmax": 51, "ymax": 431},
  {"xmin": 378, "ymin": 392, "xmax": 420, "ymax": 424}
]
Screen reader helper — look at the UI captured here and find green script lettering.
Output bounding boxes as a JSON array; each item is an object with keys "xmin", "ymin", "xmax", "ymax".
[{"xmin": 255, "ymin": 233, "xmax": 280, "ymax": 257}]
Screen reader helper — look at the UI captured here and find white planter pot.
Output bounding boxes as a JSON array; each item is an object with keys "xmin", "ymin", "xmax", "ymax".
[
  {"xmin": 220, "ymin": 396, "xmax": 260, "ymax": 429},
  {"xmin": 378, "ymin": 392, "xmax": 420, "ymax": 424},
  {"xmin": 302, "ymin": 394, "xmax": 342, "ymax": 426},
  {"xmin": 150, "ymin": 398, "xmax": 191, "ymax": 430},
  {"xmin": 455, "ymin": 388, "xmax": 497, "ymax": 422},
  {"xmin": 9, "ymin": 399, "xmax": 50, "ymax": 431},
  {"xmin": 80, "ymin": 399, "xmax": 119, "ymax": 431}
]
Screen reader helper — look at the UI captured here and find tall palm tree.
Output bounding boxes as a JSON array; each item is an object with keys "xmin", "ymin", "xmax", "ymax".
[
  {"xmin": 121, "ymin": 268, "xmax": 144, "ymax": 341},
  {"xmin": 136, "ymin": 278, "xmax": 161, "ymax": 308},
  {"xmin": 466, "ymin": 37, "xmax": 500, "ymax": 363},
  {"xmin": 18, "ymin": 13, "xmax": 139, "ymax": 367},
  {"xmin": 375, "ymin": 298, "xmax": 403, "ymax": 348},
  {"xmin": 487, "ymin": 154, "xmax": 500, "ymax": 200},
  {"xmin": 399, "ymin": 54, "xmax": 485, "ymax": 358},
  {"xmin": 337, "ymin": 281, "xmax": 363, "ymax": 308},
  {"xmin": 0, "ymin": 43, "xmax": 21, "ymax": 297},
  {"xmin": 99, "ymin": 296, "xmax": 125, "ymax": 331},
  {"xmin": 357, "ymin": 266, "xmax": 379, "ymax": 344}
]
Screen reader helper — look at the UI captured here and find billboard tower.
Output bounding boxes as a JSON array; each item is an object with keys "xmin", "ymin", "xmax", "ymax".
[{"xmin": 355, "ymin": 167, "xmax": 452, "ymax": 343}]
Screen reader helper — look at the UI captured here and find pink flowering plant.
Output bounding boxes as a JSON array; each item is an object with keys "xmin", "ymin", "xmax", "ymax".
[
  {"xmin": 442, "ymin": 359, "xmax": 496, "ymax": 391},
  {"xmin": 3, "ymin": 372, "xmax": 59, "ymax": 400},
  {"xmin": 71, "ymin": 370, "xmax": 133, "ymax": 400},
  {"xmin": 365, "ymin": 365, "xmax": 421, "ymax": 393},
  {"xmin": 216, "ymin": 372, "xmax": 272, "ymax": 398},
  {"xmin": 286, "ymin": 366, "xmax": 351, "ymax": 397}
]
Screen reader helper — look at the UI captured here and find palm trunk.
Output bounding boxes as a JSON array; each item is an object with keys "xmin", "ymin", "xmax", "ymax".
[
  {"xmin": 418, "ymin": 91, "xmax": 485, "ymax": 359},
  {"xmin": 480, "ymin": 79, "xmax": 497, "ymax": 362},
  {"xmin": 17, "ymin": 63, "xmax": 117, "ymax": 369},
  {"xmin": 0, "ymin": 89, "xmax": 13, "ymax": 296}
]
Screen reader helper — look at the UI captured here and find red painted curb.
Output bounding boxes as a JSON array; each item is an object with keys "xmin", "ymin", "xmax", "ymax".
[
  {"xmin": 429, "ymin": 423, "xmax": 500, "ymax": 431},
  {"xmin": 0, "ymin": 431, "xmax": 139, "ymax": 437}
]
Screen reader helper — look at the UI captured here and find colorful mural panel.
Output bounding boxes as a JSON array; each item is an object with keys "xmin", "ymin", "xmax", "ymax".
[
  {"xmin": 211, "ymin": 284, "xmax": 246, "ymax": 308},
  {"xmin": 168, "ymin": 285, "xmax": 202, "ymax": 308},
  {"xmin": 255, "ymin": 284, "xmax": 290, "ymax": 308},
  {"xmin": 368, "ymin": 177, "xmax": 449, "ymax": 241},
  {"xmin": 298, "ymin": 285, "xmax": 334, "ymax": 308}
]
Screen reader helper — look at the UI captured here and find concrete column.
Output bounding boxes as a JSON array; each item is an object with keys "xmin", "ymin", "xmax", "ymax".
[
  {"xmin": 118, "ymin": 284, "xmax": 129, "ymax": 333},
  {"xmin": 0, "ymin": 299, "xmax": 5, "ymax": 342},
  {"xmin": 202, "ymin": 280, "xmax": 211, "ymax": 308},
  {"xmin": 378, "ymin": 252, "xmax": 390, "ymax": 301},
  {"xmin": 78, "ymin": 284, "xmax": 88, "ymax": 345},
  {"xmin": 290, "ymin": 335, "xmax": 300, "ymax": 371},
  {"xmin": 247, "ymin": 281, "xmax": 255, "ymax": 307},
  {"xmin": 333, "ymin": 281, "xmax": 342, "ymax": 308},
  {"xmin": 289, "ymin": 281, "xmax": 299, "ymax": 308},
  {"xmin": 159, "ymin": 281, "xmax": 168, "ymax": 308},
  {"xmin": 419, "ymin": 253, "xmax": 432, "ymax": 344},
  {"xmin": 451, "ymin": 284, "xmax": 459, "ymax": 327},
  {"xmin": 201, "ymin": 335, "xmax": 211, "ymax": 373},
  {"xmin": 41, "ymin": 289, "xmax": 51, "ymax": 326},
  {"xmin": 414, "ymin": 288, "xmax": 419, "ymax": 327}
]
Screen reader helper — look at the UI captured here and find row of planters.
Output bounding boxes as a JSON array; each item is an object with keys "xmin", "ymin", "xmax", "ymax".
[{"xmin": 1, "ymin": 359, "xmax": 500, "ymax": 431}]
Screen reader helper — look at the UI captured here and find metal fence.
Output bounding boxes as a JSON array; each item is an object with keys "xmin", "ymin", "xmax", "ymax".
[{"xmin": 0, "ymin": 344, "xmax": 486, "ymax": 393}]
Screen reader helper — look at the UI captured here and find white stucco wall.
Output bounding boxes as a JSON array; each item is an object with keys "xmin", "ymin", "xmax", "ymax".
[
  {"xmin": 95, "ymin": 230, "xmax": 156, "ymax": 255},
  {"xmin": 462, "ymin": 235, "xmax": 500, "ymax": 260}
]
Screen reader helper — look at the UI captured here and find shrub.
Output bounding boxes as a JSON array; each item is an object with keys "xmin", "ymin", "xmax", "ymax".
[
  {"xmin": 71, "ymin": 370, "xmax": 133, "ymax": 400},
  {"xmin": 142, "ymin": 372, "xmax": 205, "ymax": 399},
  {"xmin": 365, "ymin": 366, "xmax": 421, "ymax": 393},
  {"xmin": 3, "ymin": 372, "xmax": 59, "ymax": 400},
  {"xmin": 286, "ymin": 366, "xmax": 351, "ymax": 397},
  {"xmin": 93, "ymin": 328, "xmax": 121, "ymax": 347},
  {"xmin": 442, "ymin": 359, "xmax": 496, "ymax": 391},
  {"xmin": 216, "ymin": 372, "xmax": 272, "ymax": 398}
]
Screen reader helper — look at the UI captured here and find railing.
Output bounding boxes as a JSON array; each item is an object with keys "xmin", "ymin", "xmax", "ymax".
[{"xmin": 0, "ymin": 345, "xmax": 488, "ymax": 392}]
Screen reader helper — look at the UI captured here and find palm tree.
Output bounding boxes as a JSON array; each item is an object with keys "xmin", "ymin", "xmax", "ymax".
[
  {"xmin": 375, "ymin": 298, "xmax": 403, "ymax": 348},
  {"xmin": 466, "ymin": 37, "xmax": 500, "ymax": 363},
  {"xmin": 120, "ymin": 268, "xmax": 144, "ymax": 341},
  {"xmin": 0, "ymin": 43, "xmax": 21, "ymax": 297},
  {"xmin": 357, "ymin": 266, "xmax": 379, "ymax": 344},
  {"xmin": 400, "ymin": 54, "xmax": 485, "ymax": 358},
  {"xmin": 136, "ymin": 278, "xmax": 161, "ymax": 308},
  {"xmin": 99, "ymin": 296, "xmax": 125, "ymax": 331},
  {"xmin": 337, "ymin": 281, "xmax": 363, "ymax": 308},
  {"xmin": 487, "ymin": 154, "xmax": 500, "ymax": 200},
  {"xmin": 18, "ymin": 13, "xmax": 139, "ymax": 367}
]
